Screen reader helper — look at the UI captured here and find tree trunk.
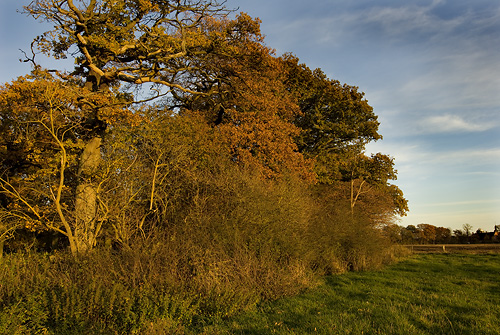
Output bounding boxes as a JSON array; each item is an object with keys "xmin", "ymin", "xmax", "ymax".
[{"xmin": 74, "ymin": 136, "xmax": 102, "ymax": 253}]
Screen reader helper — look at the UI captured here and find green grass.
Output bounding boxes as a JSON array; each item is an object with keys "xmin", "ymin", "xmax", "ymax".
[{"xmin": 200, "ymin": 254, "xmax": 500, "ymax": 335}]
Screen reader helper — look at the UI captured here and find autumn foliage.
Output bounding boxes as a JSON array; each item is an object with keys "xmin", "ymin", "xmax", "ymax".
[{"xmin": 0, "ymin": 1, "xmax": 409, "ymax": 332}]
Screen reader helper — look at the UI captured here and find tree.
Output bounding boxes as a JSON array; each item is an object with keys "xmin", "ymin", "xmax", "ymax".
[
  {"xmin": 9, "ymin": 0, "xmax": 229, "ymax": 254},
  {"xmin": 3, "ymin": 1, "xmax": 409, "ymax": 258},
  {"xmin": 0, "ymin": 211, "xmax": 21, "ymax": 259},
  {"xmin": 0, "ymin": 70, "xmax": 128, "ymax": 254},
  {"xmin": 435, "ymin": 227, "xmax": 451, "ymax": 243},
  {"xmin": 279, "ymin": 55, "xmax": 407, "ymax": 220},
  {"xmin": 417, "ymin": 224, "xmax": 437, "ymax": 244},
  {"xmin": 400, "ymin": 225, "xmax": 422, "ymax": 244},
  {"xmin": 7, "ymin": 2, "xmax": 315, "ymax": 253},
  {"xmin": 463, "ymin": 223, "xmax": 473, "ymax": 237},
  {"xmin": 382, "ymin": 223, "xmax": 403, "ymax": 243},
  {"xmin": 281, "ymin": 55, "xmax": 381, "ymax": 159},
  {"xmin": 340, "ymin": 152, "xmax": 406, "ymax": 215},
  {"xmin": 25, "ymin": 0, "xmax": 228, "ymax": 95}
]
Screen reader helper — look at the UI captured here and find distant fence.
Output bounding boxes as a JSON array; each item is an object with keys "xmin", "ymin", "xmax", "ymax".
[{"xmin": 404, "ymin": 244, "xmax": 500, "ymax": 254}]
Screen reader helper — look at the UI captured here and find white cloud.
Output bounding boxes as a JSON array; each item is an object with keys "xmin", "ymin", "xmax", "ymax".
[
  {"xmin": 367, "ymin": 141, "xmax": 500, "ymax": 166},
  {"xmin": 406, "ymin": 147, "xmax": 500, "ymax": 171},
  {"xmin": 423, "ymin": 199, "xmax": 500, "ymax": 208},
  {"xmin": 420, "ymin": 114, "xmax": 495, "ymax": 133}
]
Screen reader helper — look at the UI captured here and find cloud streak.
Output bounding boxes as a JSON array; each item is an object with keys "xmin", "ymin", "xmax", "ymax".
[
  {"xmin": 419, "ymin": 114, "xmax": 496, "ymax": 133},
  {"xmin": 423, "ymin": 199, "xmax": 500, "ymax": 208},
  {"xmin": 358, "ymin": 0, "xmax": 466, "ymax": 43}
]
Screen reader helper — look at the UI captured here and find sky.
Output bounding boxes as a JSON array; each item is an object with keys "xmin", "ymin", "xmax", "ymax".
[{"xmin": 1, "ymin": 0, "xmax": 499, "ymax": 232}]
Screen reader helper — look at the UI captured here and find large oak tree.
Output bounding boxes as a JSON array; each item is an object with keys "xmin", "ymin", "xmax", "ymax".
[{"xmin": 4, "ymin": 0, "xmax": 231, "ymax": 254}]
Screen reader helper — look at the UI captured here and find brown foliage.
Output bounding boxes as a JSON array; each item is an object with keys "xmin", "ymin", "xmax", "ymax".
[{"xmin": 177, "ymin": 14, "xmax": 316, "ymax": 182}]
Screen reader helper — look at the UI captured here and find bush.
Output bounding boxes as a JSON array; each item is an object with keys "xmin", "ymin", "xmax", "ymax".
[
  {"xmin": 305, "ymin": 185, "xmax": 395, "ymax": 274},
  {"xmin": 0, "ymin": 115, "xmax": 398, "ymax": 333}
]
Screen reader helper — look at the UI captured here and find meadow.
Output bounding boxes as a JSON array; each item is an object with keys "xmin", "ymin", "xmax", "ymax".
[{"xmin": 203, "ymin": 253, "xmax": 500, "ymax": 335}]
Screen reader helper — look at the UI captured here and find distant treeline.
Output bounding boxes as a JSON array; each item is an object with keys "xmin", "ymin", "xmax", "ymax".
[{"xmin": 384, "ymin": 223, "xmax": 500, "ymax": 244}]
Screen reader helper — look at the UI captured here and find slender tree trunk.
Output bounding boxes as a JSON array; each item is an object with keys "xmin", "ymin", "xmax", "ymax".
[{"xmin": 350, "ymin": 178, "xmax": 368, "ymax": 214}]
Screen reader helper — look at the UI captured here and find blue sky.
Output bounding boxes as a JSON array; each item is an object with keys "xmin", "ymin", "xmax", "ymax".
[{"xmin": 1, "ymin": 0, "xmax": 499, "ymax": 232}]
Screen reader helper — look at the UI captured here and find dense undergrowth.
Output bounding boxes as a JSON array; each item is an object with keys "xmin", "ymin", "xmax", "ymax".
[
  {"xmin": 0, "ymin": 108, "xmax": 402, "ymax": 334},
  {"xmin": 0, "ymin": 97, "xmax": 403, "ymax": 334},
  {"xmin": 0, "ymin": 206, "xmax": 401, "ymax": 335}
]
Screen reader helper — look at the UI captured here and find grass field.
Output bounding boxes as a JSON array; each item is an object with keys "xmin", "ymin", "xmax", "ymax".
[{"xmin": 199, "ymin": 254, "xmax": 500, "ymax": 335}]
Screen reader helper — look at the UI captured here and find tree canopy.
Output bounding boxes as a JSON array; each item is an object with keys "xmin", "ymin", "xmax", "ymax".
[{"xmin": 1, "ymin": 0, "xmax": 408, "ymax": 256}]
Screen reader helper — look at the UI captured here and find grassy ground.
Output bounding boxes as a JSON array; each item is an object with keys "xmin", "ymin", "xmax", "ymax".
[{"xmin": 199, "ymin": 254, "xmax": 500, "ymax": 335}]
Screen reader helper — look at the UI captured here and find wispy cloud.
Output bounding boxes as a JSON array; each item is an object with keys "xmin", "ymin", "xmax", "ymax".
[
  {"xmin": 366, "ymin": 141, "xmax": 500, "ymax": 193},
  {"xmin": 358, "ymin": 0, "xmax": 465, "ymax": 42},
  {"xmin": 431, "ymin": 148, "xmax": 500, "ymax": 165},
  {"xmin": 419, "ymin": 114, "xmax": 496, "ymax": 133},
  {"xmin": 423, "ymin": 199, "xmax": 500, "ymax": 208},
  {"xmin": 367, "ymin": 141, "xmax": 500, "ymax": 164}
]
